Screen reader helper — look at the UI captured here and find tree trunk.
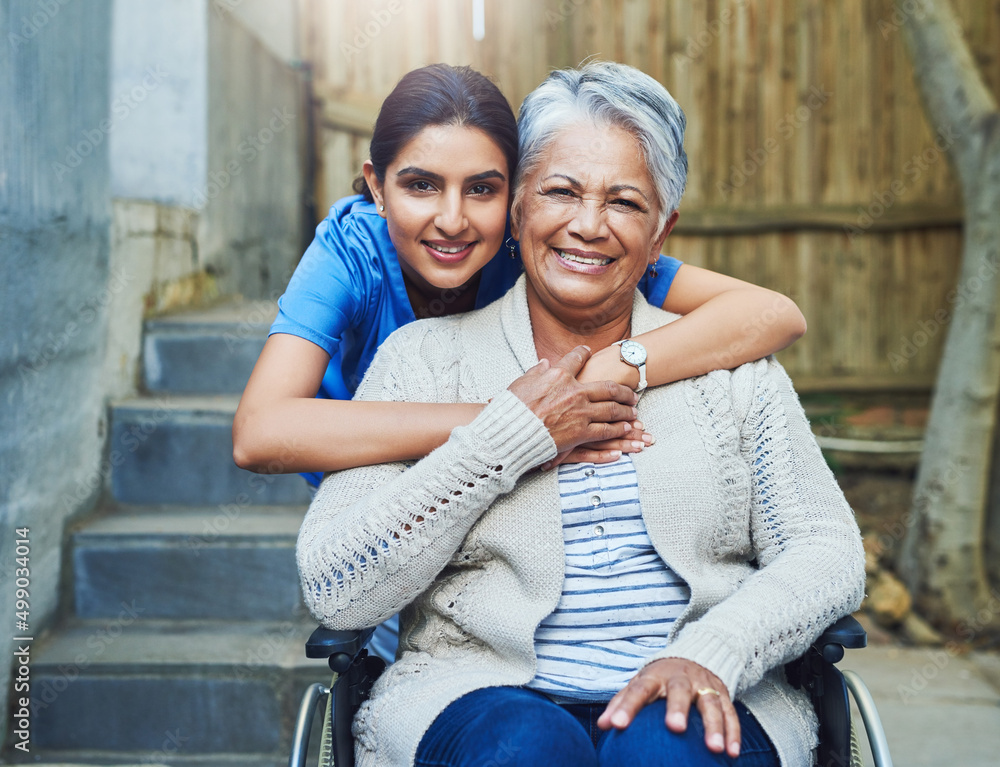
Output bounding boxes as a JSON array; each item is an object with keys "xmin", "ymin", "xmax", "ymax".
[
  {"xmin": 896, "ymin": 0, "xmax": 1000, "ymax": 633},
  {"xmin": 987, "ymin": 383, "xmax": 1000, "ymax": 591}
]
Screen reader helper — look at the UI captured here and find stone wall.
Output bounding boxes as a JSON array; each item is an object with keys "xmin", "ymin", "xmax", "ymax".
[
  {"xmin": 0, "ymin": 0, "xmax": 114, "ymax": 749},
  {"xmin": 213, "ymin": 0, "xmax": 300, "ymax": 64},
  {"xmin": 103, "ymin": 0, "xmax": 307, "ymax": 401},
  {"xmin": 103, "ymin": 200, "xmax": 207, "ymax": 400},
  {"xmin": 109, "ymin": 0, "xmax": 208, "ymax": 206},
  {"xmin": 200, "ymin": 5, "xmax": 306, "ymax": 301},
  {"xmin": 1, "ymin": 0, "xmax": 307, "ymax": 750}
]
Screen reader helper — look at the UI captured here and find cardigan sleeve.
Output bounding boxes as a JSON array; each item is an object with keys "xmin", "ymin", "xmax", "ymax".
[
  {"xmin": 650, "ymin": 357, "xmax": 865, "ymax": 697},
  {"xmin": 295, "ymin": 327, "xmax": 557, "ymax": 630}
]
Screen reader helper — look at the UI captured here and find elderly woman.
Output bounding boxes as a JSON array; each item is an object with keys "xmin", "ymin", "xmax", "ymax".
[{"xmin": 297, "ymin": 62, "xmax": 865, "ymax": 767}]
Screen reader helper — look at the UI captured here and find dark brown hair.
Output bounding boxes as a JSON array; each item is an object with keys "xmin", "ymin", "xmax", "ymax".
[{"xmin": 353, "ymin": 64, "xmax": 518, "ymax": 202}]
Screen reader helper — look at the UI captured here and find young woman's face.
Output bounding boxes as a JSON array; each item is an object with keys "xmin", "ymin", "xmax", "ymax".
[{"xmin": 366, "ymin": 124, "xmax": 511, "ymax": 297}]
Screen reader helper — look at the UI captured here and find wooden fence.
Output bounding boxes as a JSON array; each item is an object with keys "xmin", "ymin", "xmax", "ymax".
[{"xmin": 297, "ymin": 0, "xmax": 1000, "ymax": 390}]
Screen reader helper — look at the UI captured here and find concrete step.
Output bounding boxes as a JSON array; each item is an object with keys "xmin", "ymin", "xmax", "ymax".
[
  {"xmin": 71, "ymin": 507, "xmax": 307, "ymax": 620},
  {"xmin": 142, "ymin": 301, "xmax": 275, "ymax": 395},
  {"xmin": 109, "ymin": 396, "xmax": 311, "ymax": 506},
  {"xmin": 29, "ymin": 620, "xmax": 330, "ymax": 760}
]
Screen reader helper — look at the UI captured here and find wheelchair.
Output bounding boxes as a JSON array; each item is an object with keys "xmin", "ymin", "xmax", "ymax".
[{"xmin": 289, "ymin": 615, "xmax": 892, "ymax": 767}]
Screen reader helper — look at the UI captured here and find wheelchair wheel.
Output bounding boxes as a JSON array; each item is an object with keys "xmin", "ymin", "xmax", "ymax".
[
  {"xmin": 849, "ymin": 719, "xmax": 864, "ymax": 767},
  {"xmin": 291, "ymin": 635, "xmax": 385, "ymax": 767},
  {"xmin": 289, "ymin": 674, "xmax": 339, "ymax": 767},
  {"xmin": 843, "ymin": 669, "xmax": 893, "ymax": 767},
  {"xmin": 316, "ymin": 675, "xmax": 336, "ymax": 767}
]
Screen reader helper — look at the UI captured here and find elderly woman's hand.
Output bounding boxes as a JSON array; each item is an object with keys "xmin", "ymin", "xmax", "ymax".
[
  {"xmin": 539, "ymin": 423, "xmax": 653, "ymax": 471},
  {"xmin": 507, "ymin": 345, "xmax": 638, "ymax": 456},
  {"xmin": 597, "ymin": 658, "xmax": 742, "ymax": 758}
]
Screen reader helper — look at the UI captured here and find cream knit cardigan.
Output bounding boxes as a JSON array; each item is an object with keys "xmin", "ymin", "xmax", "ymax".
[{"xmin": 297, "ymin": 276, "xmax": 866, "ymax": 767}]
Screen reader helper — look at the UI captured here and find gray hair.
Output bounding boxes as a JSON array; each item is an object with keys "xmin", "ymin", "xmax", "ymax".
[{"xmin": 513, "ymin": 61, "xmax": 688, "ymax": 234}]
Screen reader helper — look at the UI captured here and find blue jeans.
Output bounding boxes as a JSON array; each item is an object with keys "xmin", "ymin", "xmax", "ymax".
[{"xmin": 414, "ymin": 686, "xmax": 779, "ymax": 767}]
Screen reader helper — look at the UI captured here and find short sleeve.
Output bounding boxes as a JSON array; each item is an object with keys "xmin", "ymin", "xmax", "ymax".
[
  {"xmin": 637, "ymin": 255, "xmax": 682, "ymax": 309},
  {"xmin": 269, "ymin": 203, "xmax": 373, "ymax": 357}
]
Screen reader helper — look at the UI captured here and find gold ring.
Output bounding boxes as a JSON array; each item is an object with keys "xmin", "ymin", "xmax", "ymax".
[{"xmin": 697, "ymin": 687, "xmax": 721, "ymax": 697}]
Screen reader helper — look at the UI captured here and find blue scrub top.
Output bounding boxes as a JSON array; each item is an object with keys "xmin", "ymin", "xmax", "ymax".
[{"xmin": 270, "ymin": 195, "xmax": 682, "ymax": 485}]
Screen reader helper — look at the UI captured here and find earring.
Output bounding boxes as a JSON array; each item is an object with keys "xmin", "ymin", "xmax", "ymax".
[
  {"xmin": 649, "ymin": 262, "xmax": 658, "ymax": 278},
  {"xmin": 505, "ymin": 237, "xmax": 518, "ymax": 259},
  {"xmin": 379, "ymin": 204, "xmax": 385, "ymax": 213}
]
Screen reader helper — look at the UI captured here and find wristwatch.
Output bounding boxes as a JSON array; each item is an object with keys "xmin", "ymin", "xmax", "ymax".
[{"xmin": 614, "ymin": 339, "xmax": 647, "ymax": 393}]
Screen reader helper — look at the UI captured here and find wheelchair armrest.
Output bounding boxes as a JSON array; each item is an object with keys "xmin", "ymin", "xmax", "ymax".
[
  {"xmin": 305, "ymin": 626, "xmax": 375, "ymax": 660},
  {"xmin": 786, "ymin": 616, "xmax": 869, "ymax": 767},
  {"xmin": 812, "ymin": 614, "xmax": 867, "ymax": 663},
  {"xmin": 786, "ymin": 614, "xmax": 868, "ymax": 691},
  {"xmin": 296, "ymin": 627, "xmax": 386, "ymax": 767}
]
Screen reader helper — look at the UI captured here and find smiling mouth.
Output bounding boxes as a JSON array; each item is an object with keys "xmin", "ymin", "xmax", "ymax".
[
  {"xmin": 423, "ymin": 241, "xmax": 475, "ymax": 259},
  {"xmin": 555, "ymin": 249, "xmax": 613, "ymax": 266}
]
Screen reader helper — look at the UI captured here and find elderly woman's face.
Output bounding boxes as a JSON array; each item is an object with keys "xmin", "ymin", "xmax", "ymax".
[{"xmin": 514, "ymin": 122, "xmax": 667, "ymax": 319}]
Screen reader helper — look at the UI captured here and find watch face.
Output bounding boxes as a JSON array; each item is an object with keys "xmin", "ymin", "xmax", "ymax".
[{"xmin": 620, "ymin": 340, "xmax": 646, "ymax": 365}]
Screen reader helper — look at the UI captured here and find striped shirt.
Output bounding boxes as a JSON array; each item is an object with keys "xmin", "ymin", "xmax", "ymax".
[{"xmin": 528, "ymin": 456, "xmax": 691, "ymax": 702}]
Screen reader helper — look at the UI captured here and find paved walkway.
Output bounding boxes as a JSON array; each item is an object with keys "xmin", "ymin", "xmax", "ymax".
[{"xmin": 841, "ymin": 644, "xmax": 1000, "ymax": 766}]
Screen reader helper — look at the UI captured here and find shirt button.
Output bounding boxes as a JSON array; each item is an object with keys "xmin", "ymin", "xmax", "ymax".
[
  {"xmin": 590, "ymin": 494, "xmax": 602, "ymax": 507},
  {"xmin": 594, "ymin": 525, "xmax": 605, "ymax": 536},
  {"xmin": 584, "ymin": 468, "xmax": 595, "ymax": 477}
]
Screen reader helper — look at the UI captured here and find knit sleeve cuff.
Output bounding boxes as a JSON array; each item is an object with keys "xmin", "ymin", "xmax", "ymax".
[
  {"xmin": 465, "ymin": 389, "xmax": 557, "ymax": 480},
  {"xmin": 647, "ymin": 629, "xmax": 745, "ymax": 697}
]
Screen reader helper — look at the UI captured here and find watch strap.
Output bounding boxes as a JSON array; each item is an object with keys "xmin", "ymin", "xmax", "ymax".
[
  {"xmin": 614, "ymin": 340, "xmax": 647, "ymax": 394},
  {"xmin": 635, "ymin": 362, "xmax": 647, "ymax": 393}
]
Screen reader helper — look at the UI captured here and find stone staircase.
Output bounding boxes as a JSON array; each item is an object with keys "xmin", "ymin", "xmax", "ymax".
[{"xmin": 29, "ymin": 303, "xmax": 326, "ymax": 766}]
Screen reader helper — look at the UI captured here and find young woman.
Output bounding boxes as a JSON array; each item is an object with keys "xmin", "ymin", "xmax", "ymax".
[{"xmin": 233, "ymin": 63, "xmax": 806, "ymax": 485}]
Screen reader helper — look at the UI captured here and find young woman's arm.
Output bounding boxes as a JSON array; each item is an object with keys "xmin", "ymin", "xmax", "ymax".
[
  {"xmin": 577, "ymin": 264, "xmax": 806, "ymax": 388},
  {"xmin": 233, "ymin": 335, "xmax": 640, "ymax": 474},
  {"xmin": 232, "ymin": 334, "xmax": 484, "ymax": 473},
  {"xmin": 234, "ymin": 266, "xmax": 804, "ymax": 474}
]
